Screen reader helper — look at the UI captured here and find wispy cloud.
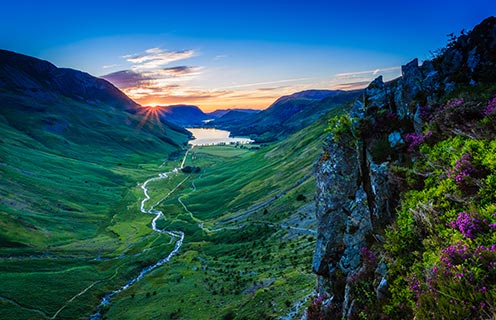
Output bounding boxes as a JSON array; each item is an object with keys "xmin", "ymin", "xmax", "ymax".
[
  {"xmin": 333, "ymin": 81, "xmax": 371, "ymax": 90},
  {"xmin": 335, "ymin": 66, "xmax": 401, "ymax": 79},
  {"xmin": 102, "ymin": 64, "xmax": 120, "ymax": 69},
  {"xmin": 214, "ymin": 54, "xmax": 228, "ymax": 61},
  {"xmin": 102, "ymin": 47, "xmax": 202, "ymax": 103},
  {"xmin": 256, "ymin": 86, "xmax": 290, "ymax": 91},
  {"xmin": 215, "ymin": 77, "xmax": 311, "ymax": 90},
  {"xmin": 124, "ymin": 48, "xmax": 195, "ymax": 71}
]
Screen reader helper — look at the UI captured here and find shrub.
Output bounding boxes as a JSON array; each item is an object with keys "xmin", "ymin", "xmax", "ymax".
[{"xmin": 326, "ymin": 114, "xmax": 358, "ymax": 146}]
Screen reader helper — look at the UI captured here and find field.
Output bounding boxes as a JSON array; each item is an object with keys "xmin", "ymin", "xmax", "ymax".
[{"xmin": 0, "ymin": 105, "xmax": 344, "ymax": 319}]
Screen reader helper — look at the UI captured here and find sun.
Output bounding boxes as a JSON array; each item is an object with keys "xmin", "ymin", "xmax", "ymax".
[{"xmin": 136, "ymin": 105, "xmax": 166, "ymax": 131}]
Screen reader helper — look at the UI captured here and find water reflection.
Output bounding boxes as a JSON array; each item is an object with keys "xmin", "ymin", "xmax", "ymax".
[{"xmin": 186, "ymin": 128, "xmax": 253, "ymax": 146}]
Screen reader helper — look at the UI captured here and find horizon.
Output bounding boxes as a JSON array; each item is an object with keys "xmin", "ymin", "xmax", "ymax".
[{"xmin": 1, "ymin": 0, "xmax": 495, "ymax": 112}]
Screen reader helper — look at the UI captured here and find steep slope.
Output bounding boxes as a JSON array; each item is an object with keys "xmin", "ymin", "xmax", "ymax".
[
  {"xmin": 101, "ymin": 102, "xmax": 352, "ymax": 320},
  {"xmin": 0, "ymin": 49, "xmax": 354, "ymax": 319},
  {"xmin": 155, "ymin": 104, "xmax": 211, "ymax": 126},
  {"xmin": 213, "ymin": 89, "xmax": 361, "ymax": 142},
  {"xmin": 0, "ymin": 49, "xmax": 190, "ymax": 251},
  {"xmin": 207, "ymin": 109, "xmax": 258, "ymax": 128},
  {"xmin": 207, "ymin": 108, "xmax": 259, "ymax": 118},
  {"xmin": 0, "ymin": 50, "xmax": 193, "ymax": 319},
  {"xmin": 311, "ymin": 16, "xmax": 496, "ymax": 319},
  {"xmin": 0, "ymin": 50, "xmax": 137, "ymax": 111}
]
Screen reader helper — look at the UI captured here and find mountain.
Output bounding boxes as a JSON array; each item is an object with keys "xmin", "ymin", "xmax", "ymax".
[
  {"xmin": 0, "ymin": 50, "xmax": 347, "ymax": 319},
  {"xmin": 0, "ymin": 49, "xmax": 190, "ymax": 252},
  {"xmin": 151, "ymin": 104, "xmax": 211, "ymax": 127},
  {"xmin": 97, "ymin": 97, "xmax": 348, "ymax": 320},
  {"xmin": 212, "ymin": 89, "xmax": 361, "ymax": 142},
  {"xmin": 311, "ymin": 16, "xmax": 496, "ymax": 319},
  {"xmin": 0, "ymin": 50, "xmax": 138, "ymax": 111},
  {"xmin": 208, "ymin": 109, "xmax": 259, "ymax": 128},
  {"xmin": 143, "ymin": 105, "xmax": 260, "ymax": 127},
  {"xmin": 207, "ymin": 108, "xmax": 260, "ymax": 118}
]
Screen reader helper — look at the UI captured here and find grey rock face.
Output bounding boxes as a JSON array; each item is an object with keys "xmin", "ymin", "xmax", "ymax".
[
  {"xmin": 387, "ymin": 131, "xmax": 403, "ymax": 148},
  {"xmin": 313, "ymin": 137, "xmax": 359, "ymax": 278},
  {"xmin": 312, "ymin": 16, "xmax": 496, "ymax": 319},
  {"xmin": 364, "ymin": 76, "xmax": 387, "ymax": 110},
  {"xmin": 397, "ymin": 59, "xmax": 422, "ymax": 118},
  {"xmin": 313, "ymin": 137, "xmax": 392, "ymax": 317}
]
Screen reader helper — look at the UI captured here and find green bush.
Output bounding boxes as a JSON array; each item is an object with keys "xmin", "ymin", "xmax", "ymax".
[{"xmin": 384, "ymin": 95, "xmax": 496, "ymax": 319}]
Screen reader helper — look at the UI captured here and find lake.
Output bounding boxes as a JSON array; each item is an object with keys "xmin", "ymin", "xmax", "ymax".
[{"xmin": 186, "ymin": 128, "xmax": 253, "ymax": 146}]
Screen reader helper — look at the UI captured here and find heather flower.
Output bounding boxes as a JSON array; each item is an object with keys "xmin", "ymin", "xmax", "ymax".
[
  {"xmin": 404, "ymin": 131, "xmax": 432, "ymax": 152},
  {"xmin": 449, "ymin": 212, "xmax": 484, "ymax": 239},
  {"xmin": 360, "ymin": 246, "xmax": 376, "ymax": 264},
  {"xmin": 419, "ymin": 105, "xmax": 433, "ymax": 121},
  {"xmin": 446, "ymin": 98, "xmax": 464, "ymax": 108},
  {"xmin": 448, "ymin": 153, "xmax": 474, "ymax": 186},
  {"xmin": 440, "ymin": 241, "xmax": 470, "ymax": 265},
  {"xmin": 307, "ymin": 294, "xmax": 330, "ymax": 320},
  {"xmin": 483, "ymin": 97, "xmax": 496, "ymax": 116}
]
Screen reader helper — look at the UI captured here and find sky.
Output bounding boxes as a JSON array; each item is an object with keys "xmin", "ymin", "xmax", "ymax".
[{"xmin": 1, "ymin": 0, "xmax": 495, "ymax": 112}]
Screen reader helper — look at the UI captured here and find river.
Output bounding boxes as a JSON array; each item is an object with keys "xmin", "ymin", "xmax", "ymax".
[{"xmin": 89, "ymin": 151, "xmax": 190, "ymax": 320}]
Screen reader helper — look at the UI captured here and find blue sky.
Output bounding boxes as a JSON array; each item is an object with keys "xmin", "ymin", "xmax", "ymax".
[{"xmin": 1, "ymin": 0, "xmax": 495, "ymax": 110}]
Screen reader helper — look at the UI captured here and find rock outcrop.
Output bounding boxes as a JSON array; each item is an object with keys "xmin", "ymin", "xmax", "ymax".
[{"xmin": 312, "ymin": 16, "xmax": 496, "ymax": 319}]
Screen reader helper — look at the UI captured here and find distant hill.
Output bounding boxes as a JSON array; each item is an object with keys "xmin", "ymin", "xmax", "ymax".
[
  {"xmin": 153, "ymin": 104, "xmax": 211, "ymax": 126},
  {"xmin": 212, "ymin": 89, "xmax": 362, "ymax": 142},
  {"xmin": 151, "ymin": 105, "xmax": 260, "ymax": 127},
  {"xmin": 207, "ymin": 108, "xmax": 260, "ymax": 118},
  {"xmin": 208, "ymin": 109, "xmax": 260, "ymax": 128}
]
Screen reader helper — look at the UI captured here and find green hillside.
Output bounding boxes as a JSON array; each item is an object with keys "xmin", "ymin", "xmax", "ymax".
[{"xmin": 101, "ymin": 105, "xmax": 349, "ymax": 320}]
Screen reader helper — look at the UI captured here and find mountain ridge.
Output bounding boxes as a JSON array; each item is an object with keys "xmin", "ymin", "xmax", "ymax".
[
  {"xmin": 212, "ymin": 89, "xmax": 362, "ymax": 142},
  {"xmin": 0, "ymin": 49, "xmax": 138, "ymax": 111}
]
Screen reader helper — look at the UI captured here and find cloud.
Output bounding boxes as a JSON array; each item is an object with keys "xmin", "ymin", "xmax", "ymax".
[
  {"xmin": 102, "ymin": 64, "xmax": 120, "ymax": 69},
  {"xmin": 335, "ymin": 66, "xmax": 401, "ymax": 79},
  {"xmin": 215, "ymin": 77, "xmax": 311, "ymax": 90},
  {"xmin": 256, "ymin": 86, "xmax": 290, "ymax": 91},
  {"xmin": 332, "ymin": 81, "xmax": 371, "ymax": 90},
  {"xmin": 214, "ymin": 54, "xmax": 228, "ymax": 61},
  {"xmin": 124, "ymin": 48, "xmax": 195, "ymax": 71},
  {"xmin": 102, "ymin": 66, "xmax": 201, "ymax": 90},
  {"xmin": 101, "ymin": 47, "xmax": 203, "ymax": 103},
  {"xmin": 145, "ymin": 47, "xmax": 163, "ymax": 54},
  {"xmin": 101, "ymin": 70, "xmax": 150, "ymax": 89}
]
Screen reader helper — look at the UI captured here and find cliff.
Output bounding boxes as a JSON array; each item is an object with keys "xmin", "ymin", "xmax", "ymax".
[{"xmin": 312, "ymin": 16, "xmax": 496, "ymax": 319}]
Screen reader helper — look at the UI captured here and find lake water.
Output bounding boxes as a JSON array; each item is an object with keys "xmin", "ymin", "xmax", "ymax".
[{"xmin": 186, "ymin": 128, "xmax": 253, "ymax": 146}]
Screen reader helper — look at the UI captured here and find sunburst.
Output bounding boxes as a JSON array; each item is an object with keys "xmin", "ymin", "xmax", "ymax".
[{"xmin": 136, "ymin": 105, "xmax": 167, "ymax": 132}]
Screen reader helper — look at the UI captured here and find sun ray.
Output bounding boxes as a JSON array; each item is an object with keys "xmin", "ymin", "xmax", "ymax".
[{"xmin": 135, "ymin": 105, "xmax": 167, "ymax": 133}]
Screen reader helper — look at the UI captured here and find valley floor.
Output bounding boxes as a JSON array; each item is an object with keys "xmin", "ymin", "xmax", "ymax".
[{"xmin": 1, "ymin": 140, "xmax": 321, "ymax": 319}]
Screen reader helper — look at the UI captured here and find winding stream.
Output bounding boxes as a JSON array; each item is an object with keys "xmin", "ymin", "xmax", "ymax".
[{"xmin": 89, "ymin": 150, "xmax": 190, "ymax": 319}]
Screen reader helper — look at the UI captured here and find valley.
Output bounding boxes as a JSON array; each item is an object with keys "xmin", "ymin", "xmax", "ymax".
[
  {"xmin": 0, "ymin": 86, "xmax": 347, "ymax": 319},
  {"xmin": 93, "ymin": 113, "xmax": 344, "ymax": 319},
  {"xmin": 2, "ymin": 5, "xmax": 495, "ymax": 320}
]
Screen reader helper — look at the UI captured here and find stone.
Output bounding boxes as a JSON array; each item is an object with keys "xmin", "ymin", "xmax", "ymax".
[
  {"xmin": 351, "ymin": 99, "xmax": 365, "ymax": 119},
  {"xmin": 467, "ymin": 47, "xmax": 480, "ymax": 72},
  {"xmin": 413, "ymin": 104, "xmax": 423, "ymax": 134},
  {"xmin": 388, "ymin": 131, "xmax": 403, "ymax": 148},
  {"xmin": 365, "ymin": 76, "xmax": 386, "ymax": 110}
]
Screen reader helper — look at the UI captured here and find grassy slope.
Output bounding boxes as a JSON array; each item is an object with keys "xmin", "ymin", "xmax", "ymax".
[
  {"xmin": 0, "ymin": 93, "xmax": 347, "ymax": 319},
  {"xmin": 0, "ymin": 92, "xmax": 190, "ymax": 319},
  {"xmin": 103, "ymin": 106, "xmax": 348, "ymax": 320}
]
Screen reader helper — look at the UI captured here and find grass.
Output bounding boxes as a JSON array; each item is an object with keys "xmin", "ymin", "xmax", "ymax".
[
  {"xmin": 1, "ymin": 95, "xmax": 348, "ymax": 319},
  {"xmin": 100, "ymin": 112, "xmax": 343, "ymax": 319}
]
